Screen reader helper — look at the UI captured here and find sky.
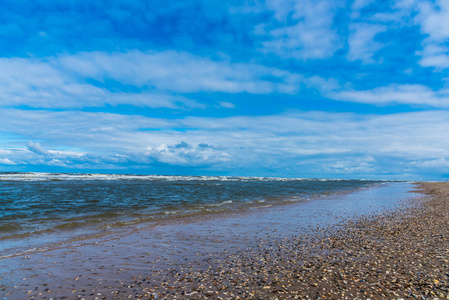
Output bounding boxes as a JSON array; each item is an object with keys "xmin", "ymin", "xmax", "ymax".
[{"xmin": 1, "ymin": 0, "xmax": 449, "ymax": 180}]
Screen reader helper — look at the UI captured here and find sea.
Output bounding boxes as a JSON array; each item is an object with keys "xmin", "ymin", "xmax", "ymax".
[{"xmin": 0, "ymin": 172, "xmax": 401, "ymax": 255}]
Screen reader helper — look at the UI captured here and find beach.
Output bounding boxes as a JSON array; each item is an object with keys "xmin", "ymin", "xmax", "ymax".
[{"xmin": 0, "ymin": 181, "xmax": 447, "ymax": 299}]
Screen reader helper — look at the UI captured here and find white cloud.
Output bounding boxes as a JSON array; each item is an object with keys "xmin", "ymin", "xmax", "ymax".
[
  {"xmin": 258, "ymin": 0, "xmax": 342, "ymax": 60},
  {"xmin": 417, "ymin": 1, "xmax": 449, "ymax": 41},
  {"xmin": 353, "ymin": 0, "xmax": 418, "ymax": 23},
  {"xmin": 0, "ymin": 56, "xmax": 201, "ymax": 109},
  {"xmin": 415, "ymin": 0, "xmax": 449, "ymax": 69},
  {"xmin": 0, "ymin": 51, "xmax": 323, "ymax": 109},
  {"xmin": 352, "ymin": 0, "xmax": 375, "ymax": 10},
  {"xmin": 217, "ymin": 101, "xmax": 235, "ymax": 108},
  {"xmin": 418, "ymin": 43, "xmax": 449, "ymax": 69},
  {"xmin": 409, "ymin": 158, "xmax": 449, "ymax": 169},
  {"xmin": 0, "ymin": 143, "xmax": 130, "ymax": 169},
  {"xmin": 329, "ymin": 84, "xmax": 449, "ymax": 107},
  {"xmin": 145, "ymin": 142, "xmax": 230, "ymax": 166},
  {"xmin": 322, "ymin": 156, "xmax": 379, "ymax": 174},
  {"xmin": 394, "ymin": 0, "xmax": 418, "ymax": 9},
  {"xmin": 56, "ymin": 50, "xmax": 303, "ymax": 94},
  {"xmin": 0, "ymin": 158, "xmax": 16, "ymax": 165},
  {"xmin": 2, "ymin": 109, "xmax": 449, "ymax": 176},
  {"xmin": 347, "ymin": 23, "xmax": 386, "ymax": 63},
  {"xmin": 27, "ymin": 141, "xmax": 49, "ymax": 156},
  {"xmin": 351, "ymin": 0, "xmax": 375, "ymax": 19}
]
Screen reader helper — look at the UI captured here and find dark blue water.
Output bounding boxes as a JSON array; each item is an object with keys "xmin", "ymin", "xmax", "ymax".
[{"xmin": 0, "ymin": 172, "xmax": 385, "ymax": 241}]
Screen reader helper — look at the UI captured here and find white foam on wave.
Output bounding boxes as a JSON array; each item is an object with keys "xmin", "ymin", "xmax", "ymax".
[
  {"xmin": 207, "ymin": 200, "xmax": 233, "ymax": 207},
  {"xmin": 0, "ymin": 247, "xmax": 46, "ymax": 259},
  {"xmin": 0, "ymin": 172, "xmax": 306, "ymax": 182},
  {"xmin": 0, "ymin": 172, "xmax": 387, "ymax": 182},
  {"xmin": 163, "ymin": 210, "xmax": 181, "ymax": 215},
  {"xmin": 252, "ymin": 204, "xmax": 272, "ymax": 209}
]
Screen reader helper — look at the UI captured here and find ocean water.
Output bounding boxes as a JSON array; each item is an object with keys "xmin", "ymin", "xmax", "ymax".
[{"xmin": 0, "ymin": 172, "xmax": 386, "ymax": 250}]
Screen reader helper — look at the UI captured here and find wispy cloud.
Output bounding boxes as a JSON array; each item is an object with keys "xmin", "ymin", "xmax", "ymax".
[
  {"xmin": 409, "ymin": 158, "xmax": 449, "ymax": 169},
  {"xmin": 347, "ymin": 23, "xmax": 386, "ymax": 63},
  {"xmin": 0, "ymin": 158, "xmax": 16, "ymax": 165},
  {"xmin": 0, "ymin": 56, "xmax": 201, "ymax": 109},
  {"xmin": 56, "ymin": 50, "xmax": 304, "ymax": 94},
  {"xmin": 27, "ymin": 141, "xmax": 50, "ymax": 156},
  {"xmin": 329, "ymin": 84, "xmax": 449, "ymax": 107},
  {"xmin": 0, "ymin": 51, "xmax": 325, "ymax": 110},
  {"xmin": 415, "ymin": 1, "xmax": 449, "ymax": 69},
  {"xmin": 352, "ymin": 0, "xmax": 375, "ymax": 11},
  {"xmin": 255, "ymin": 0, "xmax": 341, "ymax": 60}
]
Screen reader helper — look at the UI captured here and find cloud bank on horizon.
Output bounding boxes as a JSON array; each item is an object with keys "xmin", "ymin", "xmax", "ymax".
[{"xmin": 0, "ymin": 0, "xmax": 448, "ymax": 179}]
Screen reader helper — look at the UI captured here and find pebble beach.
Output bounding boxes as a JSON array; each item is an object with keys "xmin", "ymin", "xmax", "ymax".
[
  {"xmin": 115, "ymin": 182, "xmax": 449, "ymax": 299},
  {"xmin": 1, "ymin": 182, "xmax": 449, "ymax": 299}
]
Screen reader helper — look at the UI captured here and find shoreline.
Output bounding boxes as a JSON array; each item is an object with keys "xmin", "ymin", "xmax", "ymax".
[
  {"xmin": 0, "ymin": 177, "xmax": 383, "ymax": 255},
  {"xmin": 0, "ymin": 181, "xmax": 389, "ymax": 259},
  {"xmin": 130, "ymin": 181, "xmax": 446, "ymax": 299},
  {"xmin": 0, "ymin": 182, "xmax": 439, "ymax": 299}
]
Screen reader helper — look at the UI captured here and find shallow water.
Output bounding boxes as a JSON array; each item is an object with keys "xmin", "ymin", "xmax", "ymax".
[{"xmin": 0, "ymin": 172, "xmax": 383, "ymax": 245}]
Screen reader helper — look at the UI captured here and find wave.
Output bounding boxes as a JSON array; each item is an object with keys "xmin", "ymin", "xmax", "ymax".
[
  {"xmin": 0, "ymin": 172, "xmax": 390, "ymax": 182},
  {"xmin": 206, "ymin": 200, "xmax": 233, "ymax": 207}
]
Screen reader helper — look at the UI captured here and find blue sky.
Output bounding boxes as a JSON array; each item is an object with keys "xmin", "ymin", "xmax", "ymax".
[{"xmin": 1, "ymin": 0, "xmax": 449, "ymax": 179}]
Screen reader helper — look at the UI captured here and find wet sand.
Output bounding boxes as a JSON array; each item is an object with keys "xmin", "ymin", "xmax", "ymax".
[{"xmin": 1, "ymin": 182, "xmax": 447, "ymax": 299}]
